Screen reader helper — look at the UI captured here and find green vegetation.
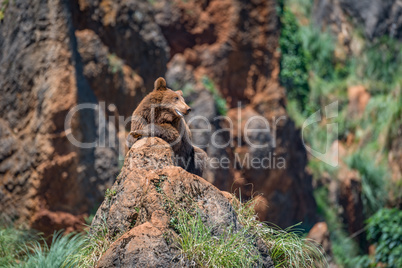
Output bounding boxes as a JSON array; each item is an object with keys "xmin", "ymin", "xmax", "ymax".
[
  {"xmin": 1, "ymin": 195, "xmax": 326, "ymax": 268},
  {"xmin": 346, "ymin": 152, "xmax": 388, "ymax": 217},
  {"xmin": 279, "ymin": 0, "xmax": 402, "ymax": 267},
  {"xmin": 173, "ymin": 196, "xmax": 326, "ymax": 268},
  {"xmin": 0, "ymin": 219, "xmax": 116, "ymax": 267},
  {"xmin": 20, "ymin": 231, "xmax": 86, "ymax": 268},
  {"xmin": 351, "ymin": 208, "xmax": 402, "ymax": 268},
  {"xmin": 202, "ymin": 76, "xmax": 228, "ymax": 115},
  {"xmin": 278, "ymin": 5, "xmax": 310, "ymax": 110},
  {"xmin": 174, "ymin": 207, "xmax": 262, "ymax": 267},
  {"xmin": 107, "ymin": 53, "xmax": 124, "ymax": 74},
  {"xmin": 104, "ymin": 188, "xmax": 116, "ymax": 201},
  {"xmin": 365, "ymin": 208, "xmax": 402, "ymax": 267},
  {"xmin": 0, "ymin": 0, "xmax": 9, "ymax": 21},
  {"xmin": 0, "ymin": 227, "xmax": 38, "ymax": 267}
]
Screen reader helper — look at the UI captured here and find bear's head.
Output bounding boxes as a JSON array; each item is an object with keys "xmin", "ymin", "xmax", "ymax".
[{"xmin": 151, "ymin": 77, "xmax": 191, "ymax": 121}]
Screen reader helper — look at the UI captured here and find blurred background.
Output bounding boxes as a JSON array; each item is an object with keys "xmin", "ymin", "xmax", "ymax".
[{"xmin": 0, "ymin": 0, "xmax": 401, "ymax": 267}]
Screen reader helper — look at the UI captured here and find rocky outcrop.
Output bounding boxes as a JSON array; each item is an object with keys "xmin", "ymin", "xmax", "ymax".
[
  {"xmin": 160, "ymin": 0, "xmax": 317, "ymax": 229},
  {"xmin": 92, "ymin": 137, "xmax": 274, "ymax": 267},
  {"xmin": 0, "ymin": 0, "xmax": 166, "ymax": 234},
  {"xmin": 70, "ymin": 0, "xmax": 169, "ymax": 90},
  {"xmin": 0, "ymin": 0, "xmax": 107, "ymax": 229},
  {"xmin": 1, "ymin": 0, "xmax": 317, "ymax": 234},
  {"xmin": 313, "ymin": 0, "xmax": 402, "ymax": 40}
]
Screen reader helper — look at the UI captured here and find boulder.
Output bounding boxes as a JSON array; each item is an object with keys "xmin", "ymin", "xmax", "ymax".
[{"xmin": 92, "ymin": 137, "xmax": 274, "ymax": 267}]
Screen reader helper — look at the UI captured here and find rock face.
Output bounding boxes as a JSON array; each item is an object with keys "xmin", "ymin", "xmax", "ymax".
[
  {"xmin": 159, "ymin": 0, "xmax": 317, "ymax": 229},
  {"xmin": 0, "ymin": 0, "xmax": 316, "ymax": 234},
  {"xmin": 314, "ymin": 0, "xmax": 402, "ymax": 40},
  {"xmin": 0, "ymin": 0, "xmax": 167, "ymax": 233},
  {"xmin": 92, "ymin": 137, "xmax": 274, "ymax": 267}
]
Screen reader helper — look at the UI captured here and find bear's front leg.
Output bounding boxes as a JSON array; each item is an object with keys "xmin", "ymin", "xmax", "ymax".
[{"xmin": 129, "ymin": 124, "xmax": 182, "ymax": 149}]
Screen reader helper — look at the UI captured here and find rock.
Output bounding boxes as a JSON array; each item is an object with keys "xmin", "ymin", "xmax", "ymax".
[
  {"xmin": 347, "ymin": 85, "xmax": 370, "ymax": 118},
  {"xmin": 307, "ymin": 222, "xmax": 331, "ymax": 255},
  {"xmin": 92, "ymin": 137, "xmax": 274, "ymax": 267},
  {"xmin": 307, "ymin": 222, "xmax": 337, "ymax": 267},
  {"xmin": 160, "ymin": 0, "xmax": 317, "ymax": 229},
  {"xmin": 314, "ymin": 0, "xmax": 402, "ymax": 40},
  {"xmin": 156, "ymin": 0, "xmax": 281, "ymax": 107},
  {"xmin": 71, "ymin": 0, "xmax": 169, "ymax": 89},
  {"xmin": 31, "ymin": 209, "xmax": 85, "ymax": 235},
  {"xmin": 97, "ymin": 222, "xmax": 178, "ymax": 268},
  {"xmin": 75, "ymin": 29, "xmax": 147, "ymax": 118},
  {"xmin": 0, "ymin": 0, "xmax": 109, "ymax": 231},
  {"xmin": 338, "ymin": 166, "xmax": 367, "ymax": 250},
  {"xmin": 0, "ymin": 0, "xmax": 165, "ymax": 234},
  {"xmin": 0, "ymin": 0, "xmax": 318, "ymax": 237}
]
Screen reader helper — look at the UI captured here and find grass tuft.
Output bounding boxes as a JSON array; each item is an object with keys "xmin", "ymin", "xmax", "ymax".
[{"xmin": 173, "ymin": 195, "xmax": 327, "ymax": 268}]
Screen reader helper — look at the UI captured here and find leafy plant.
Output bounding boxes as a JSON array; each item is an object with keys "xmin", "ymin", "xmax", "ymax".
[
  {"xmin": 278, "ymin": 6, "xmax": 310, "ymax": 110},
  {"xmin": 104, "ymin": 188, "xmax": 117, "ymax": 201},
  {"xmin": 366, "ymin": 208, "xmax": 402, "ymax": 268}
]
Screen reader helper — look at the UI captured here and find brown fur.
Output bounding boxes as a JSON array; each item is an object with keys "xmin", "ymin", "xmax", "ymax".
[{"xmin": 128, "ymin": 77, "xmax": 207, "ymax": 177}]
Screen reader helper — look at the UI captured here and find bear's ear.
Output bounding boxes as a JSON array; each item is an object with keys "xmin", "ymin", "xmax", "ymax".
[
  {"xmin": 154, "ymin": 77, "xmax": 167, "ymax": 91},
  {"xmin": 176, "ymin": 90, "xmax": 183, "ymax": 96}
]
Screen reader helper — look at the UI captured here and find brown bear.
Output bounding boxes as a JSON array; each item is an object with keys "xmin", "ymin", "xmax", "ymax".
[{"xmin": 127, "ymin": 77, "xmax": 207, "ymax": 177}]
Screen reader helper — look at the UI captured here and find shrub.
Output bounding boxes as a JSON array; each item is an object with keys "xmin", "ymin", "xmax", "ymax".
[
  {"xmin": 366, "ymin": 208, "xmax": 402, "ymax": 268},
  {"xmin": 278, "ymin": 6, "xmax": 310, "ymax": 110}
]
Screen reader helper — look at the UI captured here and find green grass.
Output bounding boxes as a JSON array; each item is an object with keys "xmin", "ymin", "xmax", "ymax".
[
  {"xmin": 20, "ymin": 231, "xmax": 86, "ymax": 268},
  {"xmin": 233, "ymin": 197, "xmax": 327, "ymax": 267},
  {"xmin": 345, "ymin": 151, "xmax": 388, "ymax": 217},
  {"xmin": 0, "ymin": 227, "xmax": 38, "ymax": 267},
  {"xmin": 0, "ymin": 218, "xmax": 115, "ymax": 267},
  {"xmin": 173, "ymin": 196, "xmax": 327, "ymax": 268},
  {"xmin": 174, "ymin": 206, "xmax": 262, "ymax": 267}
]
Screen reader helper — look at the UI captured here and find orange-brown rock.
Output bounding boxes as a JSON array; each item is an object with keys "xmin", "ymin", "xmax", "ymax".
[
  {"xmin": 92, "ymin": 137, "xmax": 275, "ymax": 267},
  {"xmin": 347, "ymin": 85, "xmax": 370, "ymax": 118},
  {"xmin": 307, "ymin": 222, "xmax": 337, "ymax": 267},
  {"xmin": 0, "ymin": 0, "xmax": 168, "ymax": 235},
  {"xmin": 161, "ymin": 0, "xmax": 317, "ymax": 229},
  {"xmin": 338, "ymin": 166, "xmax": 367, "ymax": 250}
]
